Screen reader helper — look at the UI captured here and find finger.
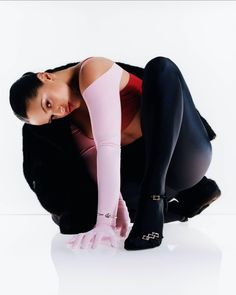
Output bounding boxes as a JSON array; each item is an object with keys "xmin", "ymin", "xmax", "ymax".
[
  {"xmin": 116, "ymin": 225, "xmax": 121, "ymax": 230},
  {"xmin": 110, "ymin": 235, "xmax": 118, "ymax": 248},
  {"xmin": 116, "ymin": 222, "xmax": 121, "ymax": 228},
  {"xmin": 71, "ymin": 234, "xmax": 85, "ymax": 249},
  {"xmin": 120, "ymin": 226, "xmax": 128, "ymax": 237},
  {"xmin": 67, "ymin": 235, "xmax": 78, "ymax": 244},
  {"xmin": 92, "ymin": 232, "xmax": 103, "ymax": 249},
  {"xmin": 114, "ymin": 227, "xmax": 121, "ymax": 234},
  {"xmin": 81, "ymin": 233, "xmax": 94, "ymax": 249}
]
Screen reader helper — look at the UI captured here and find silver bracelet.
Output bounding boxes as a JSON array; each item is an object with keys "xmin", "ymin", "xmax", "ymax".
[{"xmin": 97, "ymin": 213, "xmax": 117, "ymax": 219}]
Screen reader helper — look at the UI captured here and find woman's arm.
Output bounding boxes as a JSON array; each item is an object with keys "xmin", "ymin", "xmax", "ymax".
[{"xmin": 79, "ymin": 57, "xmax": 123, "ymax": 227}]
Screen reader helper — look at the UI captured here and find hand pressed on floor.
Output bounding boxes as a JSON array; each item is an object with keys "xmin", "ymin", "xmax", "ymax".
[{"xmin": 67, "ymin": 224, "xmax": 118, "ymax": 249}]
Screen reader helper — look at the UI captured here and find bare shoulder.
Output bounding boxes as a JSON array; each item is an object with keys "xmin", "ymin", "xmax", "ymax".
[{"xmin": 79, "ymin": 56, "xmax": 117, "ymax": 95}]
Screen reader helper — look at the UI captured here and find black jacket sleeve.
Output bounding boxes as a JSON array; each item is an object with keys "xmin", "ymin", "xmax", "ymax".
[{"xmin": 22, "ymin": 117, "xmax": 98, "ymax": 234}]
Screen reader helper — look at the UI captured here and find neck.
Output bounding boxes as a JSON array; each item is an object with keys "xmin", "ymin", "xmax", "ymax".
[{"xmin": 54, "ymin": 64, "xmax": 86, "ymax": 112}]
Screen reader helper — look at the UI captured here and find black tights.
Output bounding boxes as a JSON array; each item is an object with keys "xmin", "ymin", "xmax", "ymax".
[
  {"xmin": 123, "ymin": 56, "xmax": 212, "ymax": 250},
  {"xmin": 140, "ymin": 56, "xmax": 212, "ymax": 197},
  {"xmin": 121, "ymin": 57, "xmax": 212, "ymax": 205}
]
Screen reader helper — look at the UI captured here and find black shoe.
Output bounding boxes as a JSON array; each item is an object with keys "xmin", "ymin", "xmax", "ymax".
[
  {"xmin": 174, "ymin": 176, "xmax": 221, "ymax": 218},
  {"xmin": 164, "ymin": 199, "xmax": 189, "ymax": 223},
  {"xmin": 124, "ymin": 194, "xmax": 167, "ymax": 251}
]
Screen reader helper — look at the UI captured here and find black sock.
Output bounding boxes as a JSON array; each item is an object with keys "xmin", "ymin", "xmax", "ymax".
[{"xmin": 124, "ymin": 194, "xmax": 167, "ymax": 250}]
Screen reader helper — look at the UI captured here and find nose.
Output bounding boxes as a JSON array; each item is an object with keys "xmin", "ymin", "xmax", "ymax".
[
  {"xmin": 60, "ymin": 106, "xmax": 66, "ymax": 114},
  {"xmin": 55, "ymin": 105, "xmax": 66, "ymax": 116}
]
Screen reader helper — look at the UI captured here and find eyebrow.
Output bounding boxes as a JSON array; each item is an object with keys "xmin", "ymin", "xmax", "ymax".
[{"xmin": 41, "ymin": 99, "xmax": 52, "ymax": 124}]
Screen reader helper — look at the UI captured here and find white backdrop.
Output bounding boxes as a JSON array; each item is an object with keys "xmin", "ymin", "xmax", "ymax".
[{"xmin": 0, "ymin": 1, "xmax": 235, "ymax": 214}]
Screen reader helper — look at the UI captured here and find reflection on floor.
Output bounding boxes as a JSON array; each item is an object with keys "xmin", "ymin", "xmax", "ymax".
[{"xmin": 0, "ymin": 214, "xmax": 235, "ymax": 295}]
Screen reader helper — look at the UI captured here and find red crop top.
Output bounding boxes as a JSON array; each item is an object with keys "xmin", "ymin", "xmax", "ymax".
[{"xmin": 120, "ymin": 72, "xmax": 142, "ymax": 130}]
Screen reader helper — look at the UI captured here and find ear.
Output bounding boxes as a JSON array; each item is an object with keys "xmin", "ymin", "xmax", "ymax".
[{"xmin": 36, "ymin": 72, "xmax": 55, "ymax": 83}]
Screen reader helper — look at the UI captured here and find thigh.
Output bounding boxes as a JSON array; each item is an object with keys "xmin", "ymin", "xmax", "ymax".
[{"xmin": 166, "ymin": 62, "xmax": 212, "ymax": 191}]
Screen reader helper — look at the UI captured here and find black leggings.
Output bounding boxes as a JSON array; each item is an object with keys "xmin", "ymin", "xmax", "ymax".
[{"xmin": 121, "ymin": 56, "xmax": 212, "ymax": 207}]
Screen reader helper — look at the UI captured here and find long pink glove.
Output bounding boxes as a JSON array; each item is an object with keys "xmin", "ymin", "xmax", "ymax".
[
  {"xmin": 67, "ymin": 60, "xmax": 123, "ymax": 249},
  {"xmin": 115, "ymin": 198, "xmax": 131, "ymax": 237}
]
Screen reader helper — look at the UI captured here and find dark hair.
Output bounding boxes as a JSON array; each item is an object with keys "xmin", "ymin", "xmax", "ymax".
[{"xmin": 9, "ymin": 62, "xmax": 79, "ymax": 124}]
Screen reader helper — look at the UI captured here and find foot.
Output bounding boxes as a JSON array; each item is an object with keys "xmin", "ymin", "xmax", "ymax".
[
  {"xmin": 164, "ymin": 200, "xmax": 188, "ymax": 223},
  {"xmin": 124, "ymin": 194, "xmax": 166, "ymax": 250},
  {"xmin": 175, "ymin": 177, "xmax": 221, "ymax": 218}
]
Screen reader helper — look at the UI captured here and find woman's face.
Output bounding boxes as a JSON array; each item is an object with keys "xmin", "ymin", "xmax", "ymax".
[{"xmin": 27, "ymin": 72, "xmax": 79, "ymax": 125}]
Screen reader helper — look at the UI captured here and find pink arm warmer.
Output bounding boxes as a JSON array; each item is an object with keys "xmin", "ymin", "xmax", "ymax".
[{"xmin": 82, "ymin": 62, "xmax": 123, "ymax": 226}]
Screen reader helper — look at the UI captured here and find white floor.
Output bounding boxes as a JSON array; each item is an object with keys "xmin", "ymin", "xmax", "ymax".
[{"xmin": 0, "ymin": 214, "xmax": 235, "ymax": 295}]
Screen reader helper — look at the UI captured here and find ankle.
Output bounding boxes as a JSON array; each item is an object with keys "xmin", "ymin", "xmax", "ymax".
[{"xmin": 148, "ymin": 194, "xmax": 168, "ymax": 214}]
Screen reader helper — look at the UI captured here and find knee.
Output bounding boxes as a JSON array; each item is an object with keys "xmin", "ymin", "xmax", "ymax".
[{"xmin": 144, "ymin": 56, "xmax": 178, "ymax": 74}]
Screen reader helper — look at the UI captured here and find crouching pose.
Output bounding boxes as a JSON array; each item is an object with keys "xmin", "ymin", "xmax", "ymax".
[{"xmin": 9, "ymin": 56, "xmax": 221, "ymax": 251}]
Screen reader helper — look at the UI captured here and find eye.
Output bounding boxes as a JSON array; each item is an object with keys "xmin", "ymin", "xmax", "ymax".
[
  {"xmin": 45, "ymin": 100, "xmax": 55, "ymax": 123},
  {"xmin": 46, "ymin": 100, "xmax": 52, "ymax": 109}
]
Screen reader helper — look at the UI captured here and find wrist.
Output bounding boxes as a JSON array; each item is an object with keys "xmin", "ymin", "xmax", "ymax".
[{"xmin": 96, "ymin": 213, "xmax": 117, "ymax": 226}]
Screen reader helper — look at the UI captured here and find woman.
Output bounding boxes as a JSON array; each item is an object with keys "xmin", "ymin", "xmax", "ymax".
[{"xmin": 9, "ymin": 56, "xmax": 221, "ymax": 251}]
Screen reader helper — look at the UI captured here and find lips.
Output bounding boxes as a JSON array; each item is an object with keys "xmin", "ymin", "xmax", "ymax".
[{"xmin": 66, "ymin": 102, "xmax": 74, "ymax": 114}]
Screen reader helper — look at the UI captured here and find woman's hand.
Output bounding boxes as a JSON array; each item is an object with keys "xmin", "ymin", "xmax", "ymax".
[
  {"xmin": 115, "ymin": 199, "xmax": 131, "ymax": 238},
  {"xmin": 67, "ymin": 223, "xmax": 118, "ymax": 249}
]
